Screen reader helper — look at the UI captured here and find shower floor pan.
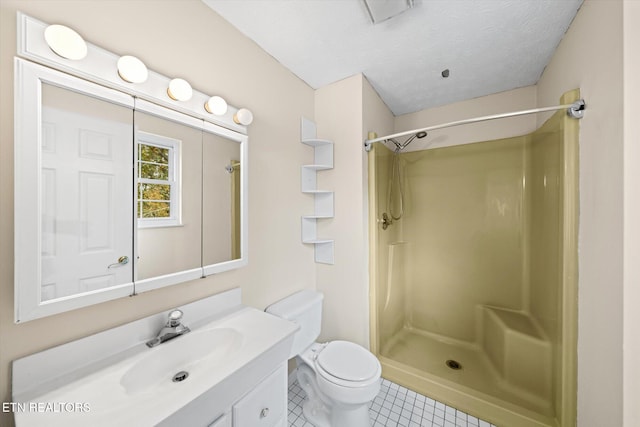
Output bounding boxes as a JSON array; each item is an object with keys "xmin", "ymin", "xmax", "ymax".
[{"xmin": 380, "ymin": 327, "xmax": 557, "ymax": 427}]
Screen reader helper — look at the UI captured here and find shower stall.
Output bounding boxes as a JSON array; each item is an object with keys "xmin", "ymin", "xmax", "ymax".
[{"xmin": 367, "ymin": 91, "xmax": 580, "ymax": 427}]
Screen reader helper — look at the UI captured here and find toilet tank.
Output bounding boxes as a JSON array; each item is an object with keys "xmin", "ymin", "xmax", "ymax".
[{"xmin": 265, "ymin": 290, "xmax": 323, "ymax": 358}]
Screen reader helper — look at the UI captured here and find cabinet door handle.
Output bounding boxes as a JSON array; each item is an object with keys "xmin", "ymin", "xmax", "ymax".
[
  {"xmin": 259, "ymin": 407, "xmax": 269, "ymax": 418},
  {"xmin": 108, "ymin": 256, "xmax": 129, "ymax": 268}
]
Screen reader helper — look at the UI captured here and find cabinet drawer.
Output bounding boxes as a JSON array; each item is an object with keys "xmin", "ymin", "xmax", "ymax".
[
  {"xmin": 208, "ymin": 412, "xmax": 231, "ymax": 427},
  {"xmin": 233, "ymin": 365, "xmax": 286, "ymax": 427}
]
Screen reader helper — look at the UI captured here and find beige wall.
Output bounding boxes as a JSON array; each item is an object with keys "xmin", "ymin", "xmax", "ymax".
[
  {"xmin": 623, "ymin": 1, "xmax": 640, "ymax": 425},
  {"xmin": 536, "ymin": 1, "xmax": 625, "ymax": 425},
  {"xmin": 313, "ymin": 74, "xmax": 396, "ymax": 349},
  {"xmin": 314, "ymin": 74, "xmax": 370, "ymax": 347},
  {"xmin": 0, "ymin": 2, "xmax": 316, "ymax": 424},
  {"xmin": 394, "ymin": 86, "xmax": 537, "ymax": 151},
  {"xmin": 363, "ymin": 77, "xmax": 396, "ymax": 145}
]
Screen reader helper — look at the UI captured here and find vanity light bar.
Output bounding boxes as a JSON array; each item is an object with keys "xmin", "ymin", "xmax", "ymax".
[
  {"xmin": 167, "ymin": 78, "xmax": 193, "ymax": 102},
  {"xmin": 19, "ymin": 14, "xmax": 252, "ymax": 133},
  {"xmin": 205, "ymin": 96, "xmax": 228, "ymax": 116},
  {"xmin": 117, "ymin": 55, "xmax": 148, "ymax": 84},
  {"xmin": 233, "ymin": 108, "xmax": 254, "ymax": 126},
  {"xmin": 43, "ymin": 24, "xmax": 87, "ymax": 60}
]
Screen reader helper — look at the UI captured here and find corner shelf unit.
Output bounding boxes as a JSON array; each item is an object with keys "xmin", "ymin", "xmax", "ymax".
[{"xmin": 301, "ymin": 117, "xmax": 334, "ymax": 264}]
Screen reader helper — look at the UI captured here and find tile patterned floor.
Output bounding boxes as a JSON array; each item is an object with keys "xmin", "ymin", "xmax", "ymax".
[{"xmin": 288, "ymin": 377, "xmax": 497, "ymax": 427}]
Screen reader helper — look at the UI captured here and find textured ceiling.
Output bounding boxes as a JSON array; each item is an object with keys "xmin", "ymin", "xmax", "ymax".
[{"xmin": 203, "ymin": 0, "xmax": 583, "ymax": 116}]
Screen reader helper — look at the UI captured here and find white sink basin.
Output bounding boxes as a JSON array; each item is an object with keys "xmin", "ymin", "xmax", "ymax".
[
  {"xmin": 120, "ymin": 327, "xmax": 243, "ymax": 395},
  {"xmin": 13, "ymin": 306, "xmax": 298, "ymax": 427}
]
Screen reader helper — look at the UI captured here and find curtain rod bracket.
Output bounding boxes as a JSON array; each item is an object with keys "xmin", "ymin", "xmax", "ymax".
[
  {"xmin": 567, "ymin": 99, "xmax": 585, "ymax": 119},
  {"xmin": 364, "ymin": 140, "xmax": 373, "ymax": 152}
]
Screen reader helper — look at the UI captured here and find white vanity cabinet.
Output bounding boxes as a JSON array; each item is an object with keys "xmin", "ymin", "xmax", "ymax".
[
  {"xmin": 13, "ymin": 290, "xmax": 298, "ymax": 427},
  {"xmin": 168, "ymin": 363, "xmax": 288, "ymax": 427},
  {"xmin": 232, "ymin": 365, "xmax": 287, "ymax": 427},
  {"xmin": 208, "ymin": 413, "xmax": 231, "ymax": 427},
  {"xmin": 205, "ymin": 365, "xmax": 288, "ymax": 427}
]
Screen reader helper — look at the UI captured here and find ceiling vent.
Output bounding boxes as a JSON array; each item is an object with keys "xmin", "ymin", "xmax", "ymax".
[{"xmin": 363, "ymin": 0, "xmax": 414, "ymax": 24}]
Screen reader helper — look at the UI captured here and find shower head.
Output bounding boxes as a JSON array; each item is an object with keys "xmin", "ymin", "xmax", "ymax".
[
  {"xmin": 389, "ymin": 131, "xmax": 428, "ymax": 152},
  {"xmin": 388, "ymin": 138, "xmax": 402, "ymax": 151}
]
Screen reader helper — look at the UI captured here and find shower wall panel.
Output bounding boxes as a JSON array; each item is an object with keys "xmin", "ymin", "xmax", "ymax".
[
  {"xmin": 528, "ymin": 110, "xmax": 568, "ymax": 419},
  {"xmin": 374, "ymin": 146, "xmax": 406, "ymax": 349},
  {"xmin": 401, "ymin": 137, "xmax": 528, "ymax": 342},
  {"xmin": 529, "ymin": 119, "xmax": 563, "ymax": 341}
]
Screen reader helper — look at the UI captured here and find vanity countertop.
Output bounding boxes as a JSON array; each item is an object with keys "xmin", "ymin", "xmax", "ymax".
[{"xmin": 13, "ymin": 306, "xmax": 298, "ymax": 427}]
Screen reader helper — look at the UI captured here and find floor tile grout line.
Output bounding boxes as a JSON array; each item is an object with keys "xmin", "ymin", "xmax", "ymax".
[{"xmin": 287, "ymin": 376, "xmax": 497, "ymax": 427}]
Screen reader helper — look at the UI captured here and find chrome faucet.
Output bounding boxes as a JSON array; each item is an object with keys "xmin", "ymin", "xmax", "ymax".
[{"xmin": 146, "ymin": 309, "xmax": 191, "ymax": 348}]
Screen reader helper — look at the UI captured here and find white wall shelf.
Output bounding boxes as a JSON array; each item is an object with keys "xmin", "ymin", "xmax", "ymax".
[{"xmin": 300, "ymin": 118, "xmax": 334, "ymax": 264}]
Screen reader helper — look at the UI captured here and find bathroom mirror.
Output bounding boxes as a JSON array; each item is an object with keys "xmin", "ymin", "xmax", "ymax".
[
  {"xmin": 202, "ymin": 123, "xmax": 247, "ymax": 275},
  {"xmin": 132, "ymin": 102, "xmax": 204, "ymax": 293},
  {"xmin": 14, "ymin": 60, "xmax": 136, "ymax": 322},
  {"xmin": 14, "ymin": 59, "xmax": 248, "ymax": 322},
  {"xmin": 40, "ymin": 83, "xmax": 135, "ymax": 299}
]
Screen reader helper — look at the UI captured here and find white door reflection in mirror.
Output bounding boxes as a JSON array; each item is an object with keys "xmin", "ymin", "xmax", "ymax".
[{"xmin": 41, "ymin": 83, "xmax": 133, "ymax": 302}]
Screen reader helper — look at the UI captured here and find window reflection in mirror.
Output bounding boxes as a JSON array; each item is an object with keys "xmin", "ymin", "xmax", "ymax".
[
  {"xmin": 137, "ymin": 131, "xmax": 180, "ymax": 227},
  {"xmin": 202, "ymin": 131, "xmax": 242, "ymax": 265},
  {"xmin": 40, "ymin": 83, "xmax": 134, "ymax": 302},
  {"xmin": 134, "ymin": 111, "xmax": 203, "ymax": 280}
]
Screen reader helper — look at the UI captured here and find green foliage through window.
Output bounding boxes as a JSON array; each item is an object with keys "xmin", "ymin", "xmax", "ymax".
[{"xmin": 137, "ymin": 141, "xmax": 174, "ymax": 219}]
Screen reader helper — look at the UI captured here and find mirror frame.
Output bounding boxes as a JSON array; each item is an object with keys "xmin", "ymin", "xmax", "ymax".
[{"xmin": 14, "ymin": 59, "xmax": 249, "ymax": 323}]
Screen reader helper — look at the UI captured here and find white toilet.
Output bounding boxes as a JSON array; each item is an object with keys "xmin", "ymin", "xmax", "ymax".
[{"xmin": 266, "ymin": 290, "xmax": 381, "ymax": 427}]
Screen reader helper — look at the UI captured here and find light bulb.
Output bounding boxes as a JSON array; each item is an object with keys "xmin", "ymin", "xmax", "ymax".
[
  {"xmin": 204, "ymin": 96, "xmax": 228, "ymax": 115},
  {"xmin": 233, "ymin": 108, "xmax": 254, "ymax": 126},
  {"xmin": 44, "ymin": 24, "xmax": 87, "ymax": 60},
  {"xmin": 167, "ymin": 78, "xmax": 193, "ymax": 102},
  {"xmin": 117, "ymin": 55, "xmax": 148, "ymax": 84}
]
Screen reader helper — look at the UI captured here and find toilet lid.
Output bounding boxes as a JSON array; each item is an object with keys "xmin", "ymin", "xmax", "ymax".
[{"xmin": 316, "ymin": 341, "xmax": 379, "ymax": 382}]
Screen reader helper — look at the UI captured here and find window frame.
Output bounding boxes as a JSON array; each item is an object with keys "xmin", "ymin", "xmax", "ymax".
[{"xmin": 136, "ymin": 131, "xmax": 182, "ymax": 228}]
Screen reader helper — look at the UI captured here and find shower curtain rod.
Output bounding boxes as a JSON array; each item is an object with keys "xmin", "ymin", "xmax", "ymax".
[{"xmin": 363, "ymin": 99, "xmax": 586, "ymax": 152}]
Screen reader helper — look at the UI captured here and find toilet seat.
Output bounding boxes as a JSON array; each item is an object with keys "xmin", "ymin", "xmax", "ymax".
[{"xmin": 314, "ymin": 341, "xmax": 381, "ymax": 388}]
